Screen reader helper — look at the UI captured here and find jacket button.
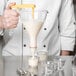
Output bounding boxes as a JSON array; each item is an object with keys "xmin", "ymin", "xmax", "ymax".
[
  {"xmin": 24, "ymin": 44, "xmax": 26, "ymax": 47},
  {"xmin": 74, "ymin": 22, "xmax": 76, "ymax": 25},
  {"xmin": 43, "ymin": 45, "xmax": 46, "ymax": 47},
  {"xmin": 24, "ymin": 27, "xmax": 26, "ymax": 30},
  {"xmin": 44, "ymin": 28, "xmax": 47, "ymax": 30}
]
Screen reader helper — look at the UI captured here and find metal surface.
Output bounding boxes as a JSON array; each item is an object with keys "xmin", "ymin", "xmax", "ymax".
[{"xmin": 3, "ymin": 56, "xmax": 74, "ymax": 76}]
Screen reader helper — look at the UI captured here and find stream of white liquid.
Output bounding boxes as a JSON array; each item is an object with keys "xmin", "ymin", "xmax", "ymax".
[
  {"xmin": 23, "ymin": 20, "xmax": 43, "ymax": 67},
  {"xmin": 23, "ymin": 20, "xmax": 43, "ymax": 48}
]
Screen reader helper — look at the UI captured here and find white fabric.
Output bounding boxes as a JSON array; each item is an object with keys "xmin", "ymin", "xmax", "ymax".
[
  {"xmin": 0, "ymin": 0, "xmax": 75, "ymax": 56},
  {"xmin": 0, "ymin": 0, "xmax": 7, "ymax": 36}
]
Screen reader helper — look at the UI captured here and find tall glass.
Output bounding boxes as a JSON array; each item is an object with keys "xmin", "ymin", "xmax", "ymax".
[
  {"xmin": 20, "ymin": 10, "xmax": 48, "ymax": 56},
  {"xmin": 72, "ymin": 55, "xmax": 76, "ymax": 76},
  {"xmin": 20, "ymin": 10, "xmax": 48, "ymax": 72}
]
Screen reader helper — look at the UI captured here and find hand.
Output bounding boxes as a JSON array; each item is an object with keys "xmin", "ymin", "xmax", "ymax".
[
  {"xmin": 2, "ymin": 2, "xmax": 19, "ymax": 29},
  {"xmin": 60, "ymin": 50, "xmax": 70, "ymax": 56}
]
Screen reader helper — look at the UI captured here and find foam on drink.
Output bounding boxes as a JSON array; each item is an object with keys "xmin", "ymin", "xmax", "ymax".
[{"xmin": 28, "ymin": 56, "xmax": 38, "ymax": 68}]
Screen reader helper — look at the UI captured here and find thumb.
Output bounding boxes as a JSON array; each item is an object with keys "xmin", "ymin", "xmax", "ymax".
[{"xmin": 6, "ymin": 2, "xmax": 16, "ymax": 10}]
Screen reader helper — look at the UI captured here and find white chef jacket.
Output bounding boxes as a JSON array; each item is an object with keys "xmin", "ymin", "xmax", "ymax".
[{"xmin": 0, "ymin": 0, "xmax": 75, "ymax": 56}]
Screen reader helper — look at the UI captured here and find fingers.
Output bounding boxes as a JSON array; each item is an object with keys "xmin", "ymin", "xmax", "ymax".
[
  {"xmin": 4, "ymin": 25, "xmax": 17, "ymax": 29},
  {"xmin": 6, "ymin": 2, "xmax": 16, "ymax": 10},
  {"xmin": 5, "ymin": 2, "xmax": 19, "ymax": 16},
  {"xmin": 4, "ymin": 10, "xmax": 19, "ymax": 17},
  {"xmin": 3, "ymin": 21, "xmax": 18, "ymax": 29},
  {"xmin": 3, "ymin": 16, "xmax": 19, "ymax": 29},
  {"xmin": 3, "ymin": 2, "xmax": 19, "ymax": 29},
  {"xmin": 6, "ymin": 16, "xmax": 19, "ymax": 21},
  {"xmin": 5, "ymin": 17, "xmax": 19, "ymax": 24}
]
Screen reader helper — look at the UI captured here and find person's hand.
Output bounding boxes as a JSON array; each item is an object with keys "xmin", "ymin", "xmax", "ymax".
[
  {"xmin": 60, "ymin": 50, "xmax": 70, "ymax": 56},
  {"xmin": 2, "ymin": 2, "xmax": 19, "ymax": 29}
]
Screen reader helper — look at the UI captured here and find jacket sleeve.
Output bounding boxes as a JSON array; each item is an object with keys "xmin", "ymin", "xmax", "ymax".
[
  {"xmin": 59, "ymin": 0, "xmax": 76, "ymax": 51},
  {"xmin": 0, "ymin": 0, "xmax": 7, "ymax": 36}
]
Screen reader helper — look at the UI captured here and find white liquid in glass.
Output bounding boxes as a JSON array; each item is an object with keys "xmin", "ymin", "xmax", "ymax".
[
  {"xmin": 24, "ymin": 20, "xmax": 43, "ymax": 47},
  {"xmin": 23, "ymin": 20, "xmax": 43, "ymax": 67},
  {"xmin": 28, "ymin": 57, "xmax": 38, "ymax": 68}
]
